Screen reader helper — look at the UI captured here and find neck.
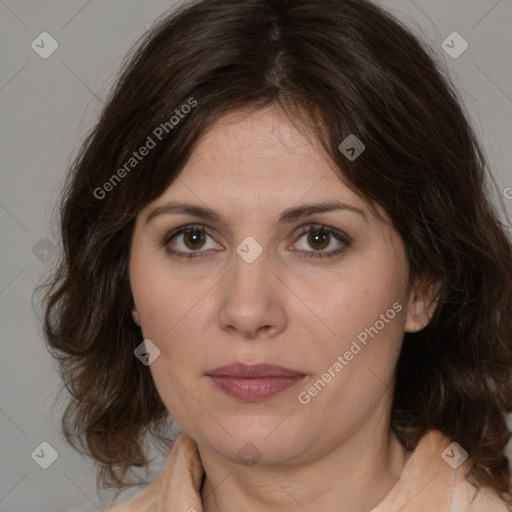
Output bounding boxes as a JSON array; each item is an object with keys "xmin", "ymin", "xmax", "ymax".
[{"xmin": 199, "ymin": 413, "xmax": 409, "ymax": 512}]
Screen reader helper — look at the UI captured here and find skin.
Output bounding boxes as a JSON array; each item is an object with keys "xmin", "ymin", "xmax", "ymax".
[{"xmin": 129, "ymin": 105, "xmax": 437, "ymax": 512}]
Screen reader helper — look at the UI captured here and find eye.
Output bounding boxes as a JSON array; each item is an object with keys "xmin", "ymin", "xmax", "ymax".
[
  {"xmin": 162, "ymin": 223, "xmax": 351, "ymax": 260},
  {"xmin": 162, "ymin": 225, "xmax": 221, "ymax": 259},
  {"xmin": 292, "ymin": 224, "xmax": 351, "ymax": 259}
]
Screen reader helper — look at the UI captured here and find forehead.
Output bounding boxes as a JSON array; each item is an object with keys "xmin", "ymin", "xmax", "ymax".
[
  {"xmin": 173, "ymin": 107, "xmax": 353, "ymax": 201},
  {"xmin": 141, "ymin": 106, "xmax": 390, "ymax": 227}
]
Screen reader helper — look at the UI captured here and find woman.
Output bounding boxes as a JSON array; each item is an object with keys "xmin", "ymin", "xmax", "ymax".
[{"xmin": 40, "ymin": 0, "xmax": 512, "ymax": 510}]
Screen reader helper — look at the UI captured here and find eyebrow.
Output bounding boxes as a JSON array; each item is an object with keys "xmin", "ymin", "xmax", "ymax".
[{"xmin": 145, "ymin": 200, "xmax": 367, "ymax": 226}]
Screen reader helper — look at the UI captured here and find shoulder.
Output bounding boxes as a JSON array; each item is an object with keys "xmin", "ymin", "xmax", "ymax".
[
  {"xmin": 430, "ymin": 429, "xmax": 511, "ymax": 512},
  {"xmin": 101, "ymin": 477, "xmax": 161, "ymax": 512},
  {"xmin": 372, "ymin": 429, "xmax": 511, "ymax": 512},
  {"xmin": 451, "ymin": 472, "xmax": 511, "ymax": 512},
  {"xmin": 102, "ymin": 431, "xmax": 204, "ymax": 511}
]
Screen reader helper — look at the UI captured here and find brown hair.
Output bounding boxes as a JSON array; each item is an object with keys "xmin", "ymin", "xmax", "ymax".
[{"xmin": 38, "ymin": 0, "xmax": 512, "ymax": 502}]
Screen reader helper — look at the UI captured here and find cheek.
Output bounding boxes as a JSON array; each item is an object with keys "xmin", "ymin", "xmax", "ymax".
[
  {"xmin": 292, "ymin": 257, "xmax": 409, "ymax": 415},
  {"xmin": 296, "ymin": 258, "xmax": 407, "ymax": 353},
  {"xmin": 130, "ymin": 245, "xmax": 210, "ymax": 340},
  {"xmin": 296, "ymin": 300, "xmax": 405, "ymax": 433}
]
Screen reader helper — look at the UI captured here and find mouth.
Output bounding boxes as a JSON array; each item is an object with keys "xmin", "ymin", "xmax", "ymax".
[{"xmin": 206, "ymin": 363, "xmax": 306, "ymax": 401}]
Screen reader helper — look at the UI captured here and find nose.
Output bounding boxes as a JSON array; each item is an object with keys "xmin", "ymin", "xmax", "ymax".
[{"xmin": 217, "ymin": 248, "xmax": 287, "ymax": 339}]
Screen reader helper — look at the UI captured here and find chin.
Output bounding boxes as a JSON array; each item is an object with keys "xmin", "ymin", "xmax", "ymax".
[{"xmin": 208, "ymin": 417, "xmax": 307, "ymax": 466}]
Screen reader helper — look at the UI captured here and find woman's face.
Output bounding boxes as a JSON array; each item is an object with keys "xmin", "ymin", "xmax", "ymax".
[{"xmin": 129, "ymin": 106, "xmax": 432, "ymax": 466}]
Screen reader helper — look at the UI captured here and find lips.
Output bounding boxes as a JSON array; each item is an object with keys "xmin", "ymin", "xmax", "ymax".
[
  {"xmin": 207, "ymin": 363, "xmax": 304, "ymax": 378},
  {"xmin": 206, "ymin": 363, "xmax": 306, "ymax": 401}
]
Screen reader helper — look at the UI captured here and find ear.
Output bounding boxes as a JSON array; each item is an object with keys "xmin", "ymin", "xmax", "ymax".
[
  {"xmin": 404, "ymin": 277, "xmax": 440, "ymax": 333},
  {"xmin": 131, "ymin": 306, "xmax": 141, "ymax": 326}
]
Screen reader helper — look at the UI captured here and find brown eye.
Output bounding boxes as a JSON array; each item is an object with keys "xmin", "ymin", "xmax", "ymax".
[
  {"xmin": 163, "ymin": 225, "xmax": 221, "ymax": 259},
  {"xmin": 183, "ymin": 229, "xmax": 207, "ymax": 250},
  {"xmin": 307, "ymin": 228, "xmax": 330, "ymax": 250},
  {"xmin": 294, "ymin": 224, "xmax": 350, "ymax": 259}
]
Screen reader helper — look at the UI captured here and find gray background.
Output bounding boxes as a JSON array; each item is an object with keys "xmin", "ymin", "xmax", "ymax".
[{"xmin": 1, "ymin": 0, "xmax": 511, "ymax": 510}]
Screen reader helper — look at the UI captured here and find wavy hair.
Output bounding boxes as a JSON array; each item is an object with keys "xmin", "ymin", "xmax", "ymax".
[{"xmin": 38, "ymin": 0, "xmax": 512, "ymax": 502}]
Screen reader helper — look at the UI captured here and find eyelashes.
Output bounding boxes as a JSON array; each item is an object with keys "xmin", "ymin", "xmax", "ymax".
[
  {"xmin": 161, "ymin": 223, "xmax": 351, "ymax": 260},
  {"xmin": 295, "ymin": 225, "xmax": 351, "ymax": 258},
  {"xmin": 162, "ymin": 225, "xmax": 220, "ymax": 259}
]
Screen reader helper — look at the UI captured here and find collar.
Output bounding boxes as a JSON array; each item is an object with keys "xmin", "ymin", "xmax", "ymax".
[{"xmin": 106, "ymin": 429, "xmax": 510, "ymax": 511}]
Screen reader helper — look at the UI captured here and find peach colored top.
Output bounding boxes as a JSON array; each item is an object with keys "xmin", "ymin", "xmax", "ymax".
[{"xmin": 104, "ymin": 430, "xmax": 511, "ymax": 511}]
